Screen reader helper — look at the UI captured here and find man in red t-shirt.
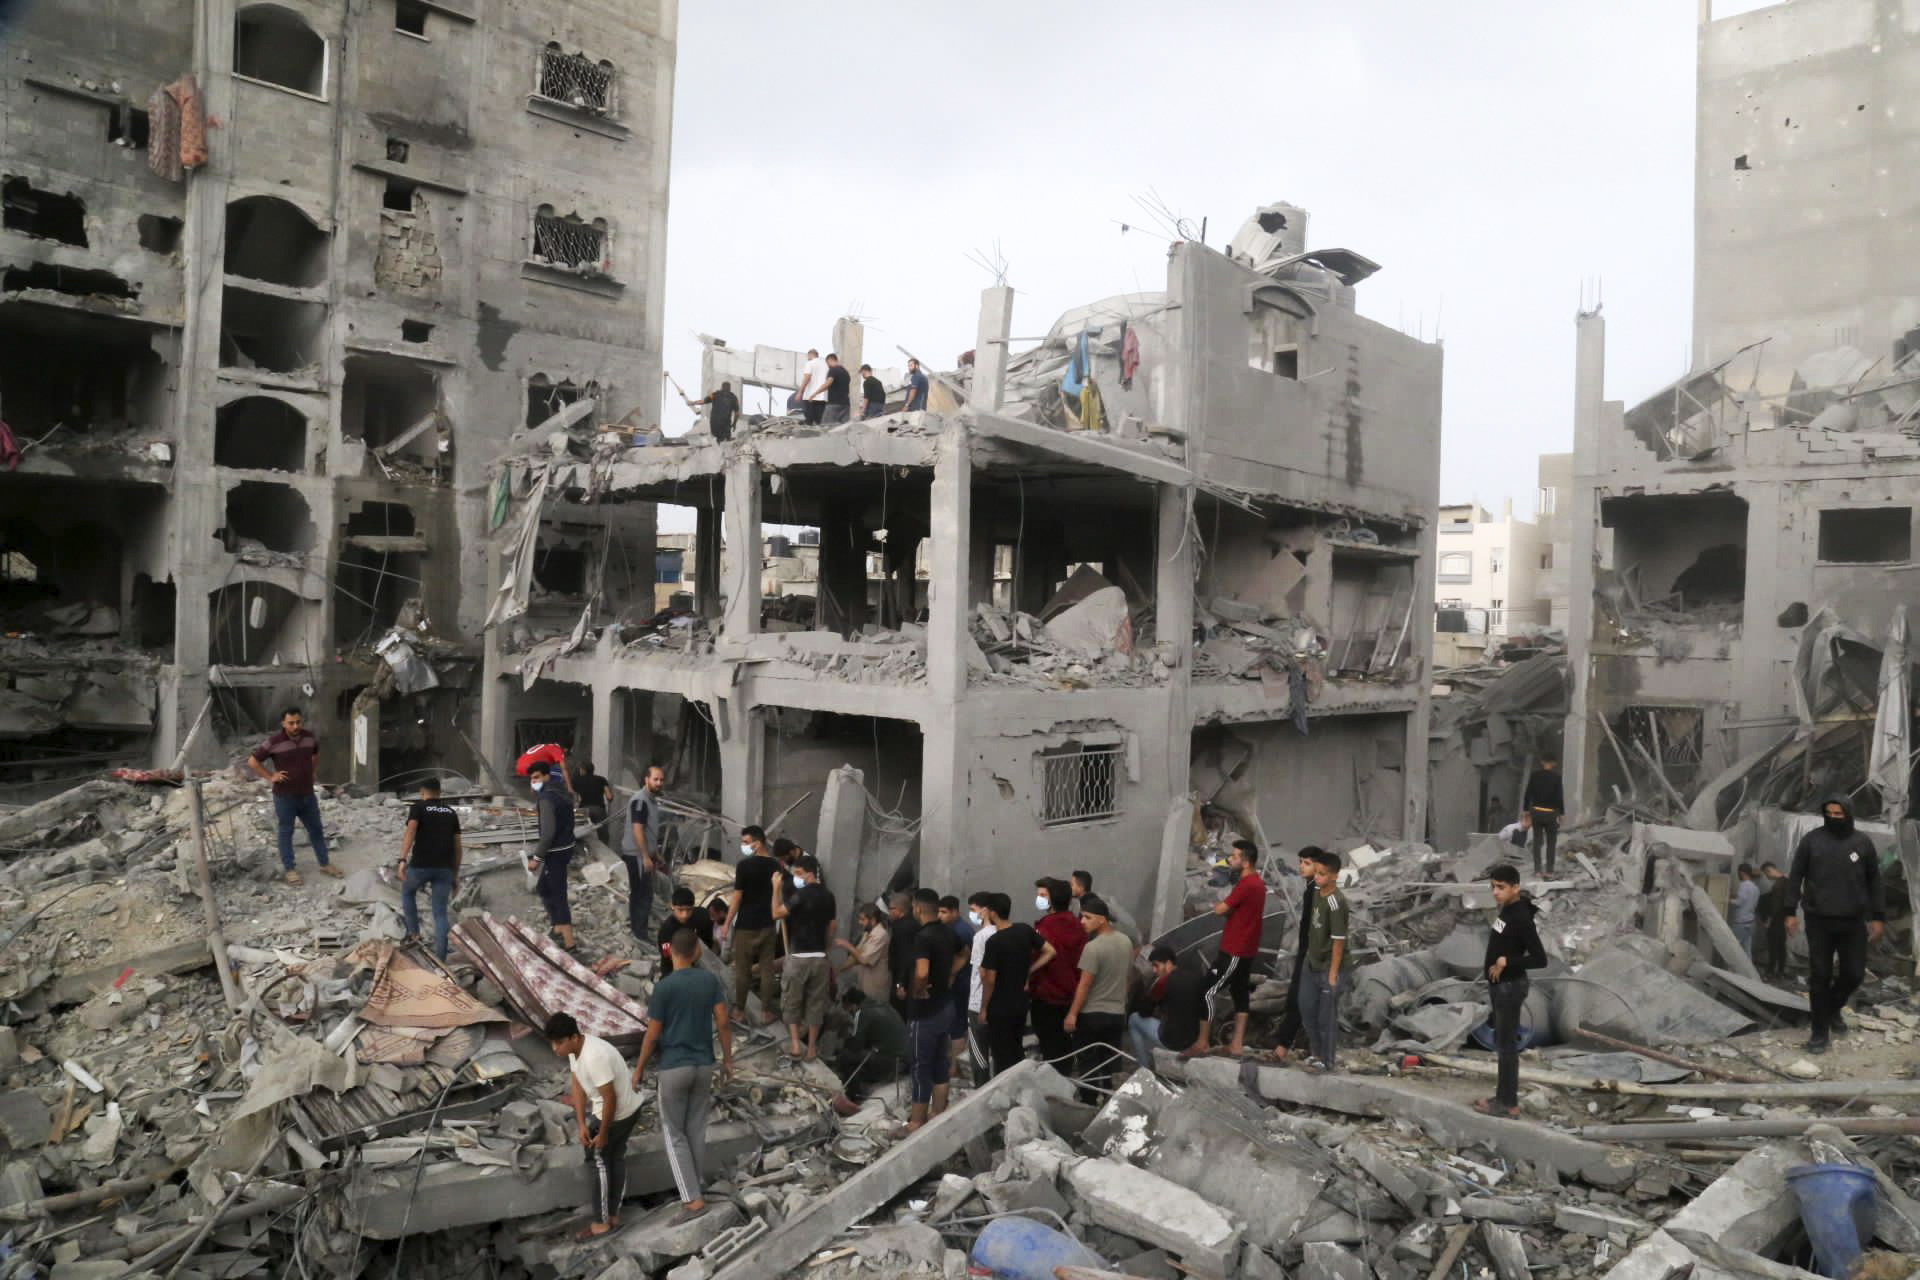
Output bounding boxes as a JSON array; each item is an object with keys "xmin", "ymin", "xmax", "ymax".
[
  {"xmin": 514, "ymin": 742, "xmax": 577, "ymax": 798},
  {"xmin": 1027, "ymin": 876, "xmax": 1084, "ymax": 1066},
  {"xmin": 1205, "ymin": 840, "xmax": 1267, "ymax": 1056}
]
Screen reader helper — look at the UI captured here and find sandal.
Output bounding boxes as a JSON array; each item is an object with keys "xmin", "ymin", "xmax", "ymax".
[
  {"xmin": 573, "ymin": 1222, "xmax": 615, "ymax": 1240},
  {"xmin": 317, "ymin": 864, "xmax": 345, "ymax": 879},
  {"xmin": 283, "ymin": 869, "xmax": 304, "ymax": 886},
  {"xmin": 1472, "ymin": 1098, "xmax": 1520, "ymax": 1118}
]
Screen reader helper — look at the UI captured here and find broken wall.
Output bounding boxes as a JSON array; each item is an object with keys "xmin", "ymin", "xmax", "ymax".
[{"xmin": 1220, "ymin": 713, "xmax": 1408, "ymax": 852}]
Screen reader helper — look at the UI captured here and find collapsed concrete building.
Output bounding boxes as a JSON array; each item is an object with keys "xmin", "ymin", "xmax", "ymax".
[
  {"xmin": 1563, "ymin": 0, "xmax": 1920, "ymax": 827},
  {"xmin": 481, "ymin": 205, "xmax": 1443, "ymax": 931},
  {"xmin": 0, "ymin": 0, "xmax": 674, "ymax": 790}
]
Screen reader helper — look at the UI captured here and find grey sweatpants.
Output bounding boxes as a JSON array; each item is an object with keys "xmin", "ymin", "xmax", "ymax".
[{"xmin": 657, "ymin": 1064, "xmax": 712, "ymax": 1205}]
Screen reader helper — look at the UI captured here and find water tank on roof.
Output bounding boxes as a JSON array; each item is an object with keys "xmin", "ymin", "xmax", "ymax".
[
  {"xmin": 1228, "ymin": 202, "xmax": 1309, "ymax": 266},
  {"xmin": 767, "ymin": 534, "xmax": 793, "ymax": 559}
]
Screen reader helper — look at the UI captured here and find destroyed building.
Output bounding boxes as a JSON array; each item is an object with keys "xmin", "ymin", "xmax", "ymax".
[
  {"xmin": 0, "ymin": 0, "xmax": 674, "ymax": 790},
  {"xmin": 1562, "ymin": 0, "xmax": 1920, "ymax": 826},
  {"xmin": 482, "ymin": 204, "xmax": 1443, "ymax": 931}
]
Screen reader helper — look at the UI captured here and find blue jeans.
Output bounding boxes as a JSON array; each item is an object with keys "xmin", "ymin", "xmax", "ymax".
[
  {"xmin": 273, "ymin": 793, "xmax": 330, "ymax": 870},
  {"xmin": 402, "ymin": 866, "xmax": 453, "ymax": 958},
  {"xmin": 1127, "ymin": 1012, "xmax": 1163, "ymax": 1070},
  {"xmin": 1300, "ymin": 964, "xmax": 1340, "ymax": 1067},
  {"xmin": 536, "ymin": 844, "xmax": 574, "ymax": 928}
]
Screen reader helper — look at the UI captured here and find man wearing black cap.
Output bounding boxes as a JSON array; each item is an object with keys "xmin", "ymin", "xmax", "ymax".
[{"xmin": 1064, "ymin": 895, "xmax": 1129, "ymax": 1099}]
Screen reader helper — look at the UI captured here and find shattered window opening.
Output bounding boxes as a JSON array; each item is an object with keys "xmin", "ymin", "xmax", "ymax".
[
  {"xmin": 525, "ymin": 375, "xmax": 597, "ymax": 430},
  {"xmin": 1816, "ymin": 507, "xmax": 1911, "ymax": 565},
  {"xmin": 536, "ymin": 45, "xmax": 615, "ymax": 115},
  {"xmin": 1622, "ymin": 705, "xmax": 1706, "ymax": 788},
  {"xmin": 219, "ymin": 287, "xmax": 327, "ymax": 376},
  {"xmin": 226, "ymin": 195, "xmax": 329, "ymax": 288},
  {"xmin": 1038, "ymin": 742, "xmax": 1121, "ymax": 826},
  {"xmin": 383, "ymin": 178, "xmax": 416, "ymax": 213},
  {"xmin": 394, "ymin": 0, "xmax": 427, "ymax": 36},
  {"xmin": 137, "ymin": 214, "xmax": 183, "ymax": 254},
  {"xmin": 233, "ymin": 4, "xmax": 328, "ymax": 97},
  {"xmin": 107, "ymin": 103, "xmax": 150, "ymax": 149},
  {"xmin": 2, "ymin": 176, "xmax": 88, "ymax": 246},
  {"xmin": 215, "ymin": 397, "xmax": 307, "ymax": 472},
  {"xmin": 401, "ymin": 319, "xmax": 432, "ymax": 343},
  {"xmin": 530, "ymin": 207, "xmax": 609, "ymax": 273}
]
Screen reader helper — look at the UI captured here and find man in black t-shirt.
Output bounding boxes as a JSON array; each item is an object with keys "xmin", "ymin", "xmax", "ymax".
[
  {"xmin": 859, "ymin": 365, "xmax": 886, "ymax": 419},
  {"xmin": 655, "ymin": 887, "xmax": 716, "ymax": 968},
  {"xmin": 773, "ymin": 855, "xmax": 838, "ymax": 1059},
  {"xmin": 822, "ymin": 354, "xmax": 852, "ymax": 425},
  {"xmin": 724, "ymin": 825, "xmax": 782, "ymax": 1024},
  {"xmin": 977, "ymin": 892, "xmax": 1041, "ymax": 1077},
  {"xmin": 686, "ymin": 381, "xmax": 740, "ymax": 442},
  {"xmin": 396, "ymin": 777, "xmax": 462, "ymax": 959},
  {"xmin": 571, "ymin": 761, "xmax": 613, "ymax": 845},
  {"xmin": 906, "ymin": 889, "xmax": 960, "ymax": 1131},
  {"xmin": 1128, "ymin": 946, "xmax": 1209, "ymax": 1069},
  {"xmin": 885, "ymin": 891, "xmax": 920, "ymax": 1019}
]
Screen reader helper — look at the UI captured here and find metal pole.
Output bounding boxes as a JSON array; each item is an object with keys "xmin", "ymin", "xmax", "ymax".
[{"xmin": 189, "ymin": 779, "xmax": 243, "ymax": 1010}]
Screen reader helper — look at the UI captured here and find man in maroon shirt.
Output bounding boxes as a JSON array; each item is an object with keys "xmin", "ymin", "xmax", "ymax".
[
  {"xmin": 247, "ymin": 707, "xmax": 341, "ymax": 886},
  {"xmin": 1027, "ymin": 877, "xmax": 1084, "ymax": 1065},
  {"xmin": 1205, "ymin": 840, "xmax": 1267, "ymax": 1056}
]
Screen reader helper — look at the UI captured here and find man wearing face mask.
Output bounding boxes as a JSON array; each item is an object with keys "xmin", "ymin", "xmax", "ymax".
[
  {"xmin": 772, "ymin": 855, "xmax": 836, "ymax": 1060},
  {"xmin": 1028, "ymin": 877, "xmax": 1085, "ymax": 1065},
  {"xmin": 723, "ymin": 826, "xmax": 781, "ymax": 1025},
  {"xmin": 1785, "ymin": 795, "xmax": 1886, "ymax": 1054},
  {"xmin": 526, "ymin": 761, "xmax": 578, "ymax": 950}
]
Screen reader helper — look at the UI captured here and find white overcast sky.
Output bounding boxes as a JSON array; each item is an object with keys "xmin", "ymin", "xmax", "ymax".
[{"xmin": 657, "ymin": 0, "xmax": 1778, "ymax": 524}]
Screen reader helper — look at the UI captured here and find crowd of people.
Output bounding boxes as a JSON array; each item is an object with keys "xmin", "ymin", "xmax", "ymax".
[{"xmin": 248, "ymin": 716, "xmax": 1893, "ymax": 1238}]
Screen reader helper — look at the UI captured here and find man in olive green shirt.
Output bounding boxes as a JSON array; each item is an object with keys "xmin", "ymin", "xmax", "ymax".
[
  {"xmin": 1065, "ymin": 895, "xmax": 1131, "ymax": 1099},
  {"xmin": 1299, "ymin": 850, "xmax": 1348, "ymax": 1072}
]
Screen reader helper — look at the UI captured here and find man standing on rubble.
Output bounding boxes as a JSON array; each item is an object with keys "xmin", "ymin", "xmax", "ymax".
[
  {"xmin": 545, "ymin": 1011, "xmax": 644, "ymax": 1239},
  {"xmin": 886, "ymin": 890, "xmax": 920, "ymax": 1020},
  {"xmin": 1028, "ymin": 877, "xmax": 1085, "ymax": 1065},
  {"xmin": 822, "ymin": 353, "xmax": 852, "ymax": 425},
  {"xmin": 1271, "ymin": 849, "xmax": 1320, "ymax": 1064},
  {"xmin": 572, "ymin": 760, "xmax": 613, "ymax": 846},
  {"xmin": 623, "ymin": 764, "xmax": 668, "ymax": 945},
  {"xmin": 249, "ymin": 707, "xmax": 343, "ymax": 887},
  {"xmin": 797, "ymin": 349, "xmax": 829, "ymax": 425},
  {"xmin": 1730, "ymin": 863, "xmax": 1761, "ymax": 959},
  {"xmin": 397, "ymin": 777, "xmax": 461, "ymax": 960},
  {"xmin": 724, "ymin": 825, "xmax": 782, "ymax": 1025},
  {"xmin": 1476, "ymin": 864, "xmax": 1547, "ymax": 1117},
  {"xmin": 979, "ymin": 893, "xmax": 1046, "ymax": 1077},
  {"xmin": 1064, "ymin": 895, "xmax": 1130, "ymax": 1097},
  {"xmin": 685, "ymin": 380, "xmax": 739, "ymax": 442},
  {"xmin": 1757, "ymin": 861, "xmax": 1791, "ymax": 981},
  {"xmin": 859, "ymin": 364, "xmax": 886, "ymax": 419},
  {"xmin": 1298, "ymin": 848, "xmax": 1348, "ymax": 1072},
  {"xmin": 939, "ymin": 895, "xmax": 976, "ymax": 1079},
  {"xmin": 773, "ymin": 855, "xmax": 836, "ymax": 1061},
  {"xmin": 633, "ymin": 928, "xmax": 732, "ymax": 1220},
  {"xmin": 1521, "ymin": 755, "xmax": 1565, "ymax": 875},
  {"xmin": 527, "ymin": 760, "xmax": 579, "ymax": 951},
  {"xmin": 903, "ymin": 357, "xmax": 929, "ymax": 412},
  {"xmin": 1786, "ymin": 796, "xmax": 1886, "ymax": 1054},
  {"xmin": 1205, "ymin": 840, "xmax": 1265, "ymax": 1058},
  {"xmin": 906, "ymin": 888, "xmax": 961, "ymax": 1132}
]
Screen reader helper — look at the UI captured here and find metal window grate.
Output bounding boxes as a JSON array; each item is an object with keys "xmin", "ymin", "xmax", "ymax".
[
  {"xmin": 514, "ymin": 718, "xmax": 576, "ymax": 755},
  {"xmin": 537, "ymin": 48, "xmax": 614, "ymax": 114},
  {"xmin": 1039, "ymin": 744, "xmax": 1120, "ymax": 826},
  {"xmin": 532, "ymin": 212, "xmax": 608, "ymax": 272}
]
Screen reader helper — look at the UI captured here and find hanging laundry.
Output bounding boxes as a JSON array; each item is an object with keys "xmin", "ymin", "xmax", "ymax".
[
  {"xmin": 1060, "ymin": 330, "xmax": 1091, "ymax": 399},
  {"xmin": 0, "ymin": 419, "xmax": 20, "ymax": 471},
  {"xmin": 1079, "ymin": 378, "xmax": 1106, "ymax": 434},
  {"xmin": 148, "ymin": 82, "xmax": 183, "ymax": 182},
  {"xmin": 1120, "ymin": 323, "xmax": 1141, "ymax": 390},
  {"xmin": 170, "ymin": 75, "xmax": 208, "ymax": 171}
]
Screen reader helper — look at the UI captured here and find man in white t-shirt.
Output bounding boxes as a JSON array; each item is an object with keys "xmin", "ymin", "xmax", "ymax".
[
  {"xmin": 964, "ymin": 891, "xmax": 998, "ymax": 1080},
  {"xmin": 546, "ymin": 1012, "xmax": 643, "ymax": 1238},
  {"xmin": 797, "ymin": 348, "xmax": 829, "ymax": 426}
]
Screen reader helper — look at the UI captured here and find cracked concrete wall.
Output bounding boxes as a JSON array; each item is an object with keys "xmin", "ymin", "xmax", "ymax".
[{"xmin": 1695, "ymin": 0, "xmax": 1920, "ymax": 394}]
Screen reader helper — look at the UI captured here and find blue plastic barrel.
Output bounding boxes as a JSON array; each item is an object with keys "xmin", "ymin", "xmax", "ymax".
[
  {"xmin": 969, "ymin": 1217, "xmax": 1106, "ymax": 1279},
  {"xmin": 1786, "ymin": 1162, "xmax": 1878, "ymax": 1278}
]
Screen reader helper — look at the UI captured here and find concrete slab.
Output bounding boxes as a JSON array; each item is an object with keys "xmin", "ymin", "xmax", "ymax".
[
  {"xmin": 1299, "ymin": 1241, "xmax": 1370, "ymax": 1280},
  {"xmin": 0, "ymin": 1091, "xmax": 50, "ymax": 1151},
  {"xmin": 603, "ymin": 1201, "xmax": 745, "ymax": 1272},
  {"xmin": 1163, "ymin": 1054, "xmax": 1641, "ymax": 1189},
  {"xmin": 1599, "ymin": 1142, "xmax": 1806, "ymax": 1279},
  {"xmin": 706, "ymin": 1060, "xmax": 1067, "ymax": 1280},
  {"xmin": 346, "ymin": 1117, "xmax": 810, "ymax": 1238},
  {"xmin": 1064, "ymin": 1158, "xmax": 1243, "ymax": 1278},
  {"xmin": 1142, "ymin": 1093, "xmax": 1328, "ymax": 1252}
]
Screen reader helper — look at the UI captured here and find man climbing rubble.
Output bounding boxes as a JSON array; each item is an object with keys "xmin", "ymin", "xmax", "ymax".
[
  {"xmin": 546, "ymin": 1011, "xmax": 643, "ymax": 1240},
  {"xmin": 396, "ymin": 776, "xmax": 462, "ymax": 960},
  {"xmin": 1786, "ymin": 795, "xmax": 1886, "ymax": 1055},
  {"xmin": 633, "ymin": 927, "xmax": 732, "ymax": 1222},
  {"xmin": 1522, "ymin": 754, "xmax": 1565, "ymax": 875},
  {"xmin": 526, "ymin": 760, "xmax": 578, "ymax": 951},
  {"xmin": 247, "ymin": 706, "xmax": 342, "ymax": 886}
]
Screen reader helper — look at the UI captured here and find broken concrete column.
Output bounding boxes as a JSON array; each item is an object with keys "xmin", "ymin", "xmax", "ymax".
[
  {"xmin": 920, "ymin": 419, "xmax": 971, "ymax": 893},
  {"xmin": 705, "ymin": 1060, "xmax": 1068, "ymax": 1280},
  {"xmin": 971, "ymin": 286, "xmax": 1014, "ymax": 412},
  {"xmin": 814, "ymin": 764, "xmax": 868, "ymax": 934},
  {"xmin": 1063, "ymin": 1157, "xmax": 1243, "ymax": 1278},
  {"xmin": 721, "ymin": 454, "xmax": 761, "ymax": 641}
]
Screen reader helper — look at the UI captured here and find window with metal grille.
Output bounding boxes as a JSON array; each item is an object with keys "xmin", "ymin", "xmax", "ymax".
[
  {"xmin": 514, "ymin": 718, "xmax": 577, "ymax": 755},
  {"xmin": 1038, "ymin": 743, "xmax": 1121, "ymax": 826},
  {"xmin": 537, "ymin": 44, "xmax": 615, "ymax": 114},
  {"xmin": 531, "ymin": 207, "xmax": 610, "ymax": 273}
]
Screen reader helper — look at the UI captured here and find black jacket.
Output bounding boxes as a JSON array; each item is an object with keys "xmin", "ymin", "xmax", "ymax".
[
  {"xmin": 1522, "ymin": 769, "xmax": 1564, "ymax": 816},
  {"xmin": 1483, "ymin": 895, "xmax": 1548, "ymax": 984},
  {"xmin": 1786, "ymin": 795, "xmax": 1886, "ymax": 922}
]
